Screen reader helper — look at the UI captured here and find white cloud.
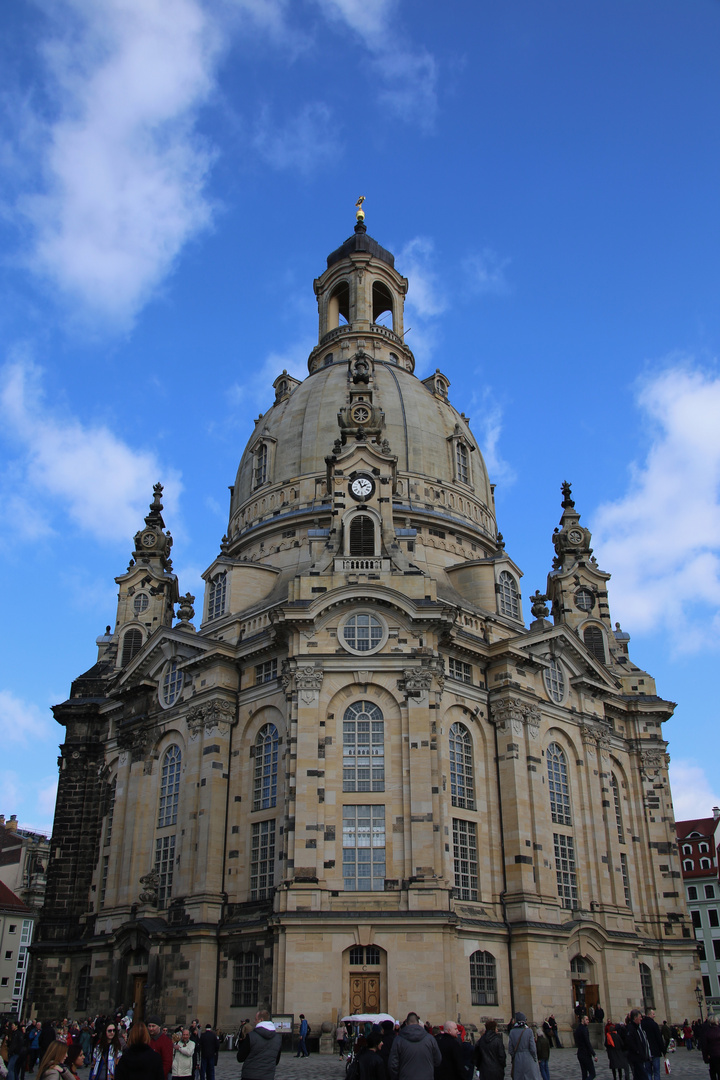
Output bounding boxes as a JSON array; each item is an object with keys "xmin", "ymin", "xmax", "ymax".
[
  {"xmin": 399, "ymin": 237, "xmax": 447, "ymax": 318},
  {"xmin": 0, "ymin": 690, "xmax": 53, "ymax": 745},
  {"xmin": 0, "ymin": 356, "xmax": 182, "ymax": 543},
  {"xmin": 314, "ymin": 0, "xmax": 438, "ymax": 129},
  {"xmin": 669, "ymin": 759, "xmax": 720, "ymax": 822},
  {"xmin": 462, "ymin": 248, "xmax": 511, "ymax": 296},
  {"xmin": 593, "ymin": 363, "xmax": 720, "ymax": 651},
  {"xmin": 11, "ymin": 0, "xmax": 223, "ymax": 326},
  {"xmin": 253, "ymin": 102, "xmax": 336, "ymax": 175},
  {"xmin": 229, "ymin": 336, "xmax": 313, "ymax": 412},
  {"xmin": 468, "ymin": 387, "xmax": 516, "ymax": 488}
]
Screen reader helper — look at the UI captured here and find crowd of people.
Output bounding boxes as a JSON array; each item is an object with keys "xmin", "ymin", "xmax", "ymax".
[{"xmin": 2, "ymin": 1006, "xmax": 718, "ymax": 1080}]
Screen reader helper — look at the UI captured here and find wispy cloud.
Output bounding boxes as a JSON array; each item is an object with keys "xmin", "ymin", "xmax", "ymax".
[
  {"xmin": 669, "ymin": 759, "xmax": 720, "ymax": 821},
  {"xmin": 462, "ymin": 248, "xmax": 511, "ymax": 296},
  {"xmin": 7, "ymin": 0, "xmax": 224, "ymax": 327},
  {"xmin": 393, "ymin": 236, "xmax": 446, "ymax": 371},
  {"xmin": 593, "ymin": 362, "xmax": 720, "ymax": 651},
  {"xmin": 228, "ymin": 336, "xmax": 312, "ymax": 412},
  {"xmin": 253, "ymin": 102, "xmax": 336, "ymax": 175},
  {"xmin": 314, "ymin": 0, "xmax": 438, "ymax": 130},
  {"xmin": 468, "ymin": 386, "xmax": 516, "ymax": 488},
  {"xmin": 0, "ymin": 690, "xmax": 53, "ymax": 746},
  {"xmin": 0, "ymin": 354, "xmax": 181, "ymax": 543}
]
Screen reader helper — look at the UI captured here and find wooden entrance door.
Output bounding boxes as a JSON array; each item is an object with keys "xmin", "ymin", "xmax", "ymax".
[
  {"xmin": 133, "ymin": 975, "xmax": 147, "ymax": 1021},
  {"xmin": 349, "ymin": 975, "xmax": 380, "ymax": 1013}
]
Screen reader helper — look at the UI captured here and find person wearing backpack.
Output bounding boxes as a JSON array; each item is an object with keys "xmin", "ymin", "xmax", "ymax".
[{"xmin": 235, "ymin": 1013, "xmax": 281, "ymax": 1080}]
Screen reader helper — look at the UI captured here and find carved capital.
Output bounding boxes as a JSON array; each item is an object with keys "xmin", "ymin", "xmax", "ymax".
[
  {"xmin": 186, "ymin": 699, "xmax": 235, "ymax": 739},
  {"xmin": 492, "ymin": 698, "xmax": 540, "ymax": 738},
  {"xmin": 117, "ymin": 724, "xmax": 154, "ymax": 763}
]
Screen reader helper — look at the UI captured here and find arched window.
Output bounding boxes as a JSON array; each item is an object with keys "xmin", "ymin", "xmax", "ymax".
[
  {"xmin": 683, "ymin": 860, "xmax": 694, "ymax": 871},
  {"xmin": 470, "ymin": 951, "xmax": 497, "ymax": 1005},
  {"xmin": 76, "ymin": 965, "xmax": 91, "ymax": 1012},
  {"xmin": 161, "ymin": 661, "xmax": 183, "ymax": 707},
  {"xmin": 570, "ymin": 955, "xmax": 588, "ymax": 975},
  {"xmin": 583, "ymin": 625, "xmax": 606, "ymax": 663},
  {"xmin": 544, "ymin": 658, "xmax": 566, "ymax": 703},
  {"xmin": 547, "ymin": 743, "xmax": 572, "ymax": 825},
  {"xmin": 343, "ymin": 701, "xmax": 384, "ymax": 792},
  {"xmin": 682, "ymin": 844, "xmax": 692, "ymax": 855},
  {"xmin": 372, "ymin": 281, "xmax": 393, "ymax": 327},
  {"xmin": 610, "ymin": 774, "xmax": 624, "ymax": 843},
  {"xmin": 449, "ymin": 723, "xmax": 475, "ymax": 810},
  {"xmin": 497, "ymin": 571, "xmax": 520, "ymax": 619},
  {"xmin": 121, "ymin": 628, "xmax": 142, "ymax": 666},
  {"xmin": 328, "ymin": 281, "xmax": 350, "ymax": 328},
  {"xmin": 208, "ymin": 572, "xmax": 227, "ymax": 621},
  {"xmin": 700, "ymin": 842, "xmax": 709, "ymax": 853},
  {"xmin": 700, "ymin": 858, "xmax": 712, "ymax": 870},
  {"xmin": 456, "ymin": 442, "xmax": 469, "ymax": 484},
  {"xmin": 349, "ymin": 945, "xmax": 380, "ymax": 966},
  {"xmin": 574, "ymin": 588, "xmax": 595, "ymax": 612},
  {"xmin": 158, "ymin": 745, "xmax": 182, "ymax": 827},
  {"xmin": 343, "ymin": 613, "xmax": 384, "ymax": 653},
  {"xmin": 253, "ymin": 724, "xmax": 279, "ymax": 811},
  {"xmin": 349, "ymin": 515, "xmax": 375, "ymax": 556},
  {"xmin": 104, "ymin": 777, "xmax": 116, "ymax": 847},
  {"xmin": 640, "ymin": 963, "xmax": 655, "ymax": 1011},
  {"xmin": 231, "ymin": 953, "xmax": 260, "ymax": 1007}
]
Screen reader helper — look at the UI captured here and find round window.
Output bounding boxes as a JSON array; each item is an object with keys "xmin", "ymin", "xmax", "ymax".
[
  {"xmin": 160, "ymin": 661, "xmax": 183, "ymax": 707},
  {"xmin": 574, "ymin": 588, "xmax": 594, "ymax": 612},
  {"xmin": 340, "ymin": 612, "xmax": 387, "ymax": 655},
  {"xmin": 133, "ymin": 592, "xmax": 150, "ymax": 614},
  {"xmin": 544, "ymin": 658, "xmax": 566, "ymax": 704}
]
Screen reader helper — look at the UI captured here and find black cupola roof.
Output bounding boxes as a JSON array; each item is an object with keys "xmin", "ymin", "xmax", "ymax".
[{"xmin": 326, "ymin": 221, "xmax": 395, "ymax": 269}]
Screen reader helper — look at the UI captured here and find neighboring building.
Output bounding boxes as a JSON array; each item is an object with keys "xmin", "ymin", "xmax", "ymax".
[
  {"xmin": 0, "ymin": 881, "xmax": 35, "ymax": 1018},
  {"xmin": 0, "ymin": 815, "xmax": 50, "ymax": 914},
  {"xmin": 32, "ymin": 212, "xmax": 699, "ymax": 1030},
  {"xmin": 677, "ymin": 812, "xmax": 720, "ymax": 1012}
]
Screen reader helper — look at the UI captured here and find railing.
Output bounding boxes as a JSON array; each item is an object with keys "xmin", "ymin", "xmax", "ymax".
[{"xmin": 335, "ymin": 557, "xmax": 389, "ymax": 572}]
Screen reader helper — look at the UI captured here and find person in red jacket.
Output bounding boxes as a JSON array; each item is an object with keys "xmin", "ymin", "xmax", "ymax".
[{"xmin": 145, "ymin": 1020, "xmax": 172, "ymax": 1079}]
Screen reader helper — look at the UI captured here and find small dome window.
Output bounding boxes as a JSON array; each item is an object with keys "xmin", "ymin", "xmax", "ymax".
[
  {"xmin": 133, "ymin": 592, "xmax": 149, "ymax": 615},
  {"xmin": 160, "ymin": 661, "xmax": 183, "ymax": 708},
  {"xmin": 324, "ymin": 353, "xmax": 333, "ymax": 366},
  {"xmin": 583, "ymin": 625, "xmax": 606, "ymax": 663},
  {"xmin": 121, "ymin": 628, "xmax": 142, "ymax": 666},
  {"xmin": 497, "ymin": 571, "xmax": 520, "ymax": 619},
  {"xmin": 349, "ymin": 515, "xmax": 375, "ymax": 556},
  {"xmin": 544, "ymin": 658, "xmax": 566, "ymax": 704}
]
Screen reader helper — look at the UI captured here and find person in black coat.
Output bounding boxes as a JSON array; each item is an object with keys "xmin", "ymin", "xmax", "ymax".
[
  {"xmin": 624, "ymin": 1011, "xmax": 652, "ymax": 1080},
  {"xmin": 474, "ymin": 1020, "xmax": 506, "ymax": 1080},
  {"xmin": 356, "ymin": 1033, "xmax": 387, "ymax": 1080},
  {"xmin": 574, "ymin": 1017, "xmax": 597, "ymax": 1080},
  {"xmin": 114, "ymin": 1025, "xmax": 163, "ymax": 1080},
  {"xmin": 642, "ymin": 1010, "xmax": 665, "ymax": 1080},
  {"xmin": 435, "ymin": 1023, "xmax": 466, "ymax": 1080}
]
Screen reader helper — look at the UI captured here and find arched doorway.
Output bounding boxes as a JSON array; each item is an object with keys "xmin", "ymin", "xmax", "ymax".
[
  {"xmin": 345, "ymin": 944, "xmax": 386, "ymax": 1014},
  {"xmin": 570, "ymin": 955, "xmax": 598, "ymax": 1017}
]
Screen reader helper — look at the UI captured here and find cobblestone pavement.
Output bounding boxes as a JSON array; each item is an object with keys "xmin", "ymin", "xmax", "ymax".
[{"xmin": 208, "ymin": 1046, "xmax": 711, "ymax": 1080}]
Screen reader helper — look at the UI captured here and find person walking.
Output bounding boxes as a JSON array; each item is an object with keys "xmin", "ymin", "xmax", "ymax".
[
  {"xmin": 336, "ymin": 1023, "xmax": 348, "ymax": 1060},
  {"xmin": 388, "ymin": 1013, "xmax": 440, "ymax": 1080},
  {"xmin": 197, "ymin": 1028, "xmax": 218, "ymax": 1080},
  {"xmin": 435, "ymin": 1022, "xmax": 466, "ymax": 1080},
  {"xmin": 88, "ymin": 1022, "xmax": 123, "ymax": 1080},
  {"xmin": 642, "ymin": 1009, "xmax": 664, "ymax": 1080},
  {"xmin": 295, "ymin": 1016, "xmax": 309, "ymax": 1059},
  {"xmin": 574, "ymin": 1016, "xmax": 597, "ymax": 1080},
  {"xmin": 624, "ymin": 1010, "xmax": 652, "ymax": 1080},
  {"xmin": 509, "ymin": 1015, "xmax": 540, "ymax": 1080},
  {"xmin": 702, "ymin": 1016, "xmax": 720, "ymax": 1080},
  {"xmin": 171, "ymin": 1032, "xmax": 193, "ymax": 1080},
  {"xmin": 535, "ymin": 1025, "xmax": 550, "ymax": 1080},
  {"xmin": 605, "ymin": 1022, "xmax": 630, "ymax": 1080},
  {"xmin": 354, "ymin": 1032, "xmax": 386, "ymax": 1080},
  {"xmin": 145, "ymin": 1021, "xmax": 172, "ymax": 1080},
  {"xmin": 235, "ymin": 1012, "xmax": 282, "ymax": 1080},
  {"xmin": 547, "ymin": 1018, "xmax": 562, "ymax": 1051},
  {"xmin": 474, "ymin": 1020, "xmax": 506, "ymax": 1080}
]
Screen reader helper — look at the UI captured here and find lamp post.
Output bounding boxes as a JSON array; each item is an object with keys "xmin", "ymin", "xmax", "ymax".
[{"xmin": 695, "ymin": 982, "xmax": 704, "ymax": 1021}]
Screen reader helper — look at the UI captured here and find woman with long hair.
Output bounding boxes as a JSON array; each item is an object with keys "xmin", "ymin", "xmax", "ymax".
[
  {"xmin": 89, "ymin": 1021, "xmax": 123, "ymax": 1080},
  {"xmin": 65, "ymin": 1046, "xmax": 85, "ymax": 1080},
  {"xmin": 114, "ymin": 1024, "xmax": 164, "ymax": 1080},
  {"xmin": 36, "ymin": 1042, "xmax": 70, "ymax": 1080}
]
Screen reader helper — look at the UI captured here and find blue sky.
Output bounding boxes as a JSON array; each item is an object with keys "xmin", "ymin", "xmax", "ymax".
[{"xmin": 1, "ymin": 0, "xmax": 719, "ymax": 834}]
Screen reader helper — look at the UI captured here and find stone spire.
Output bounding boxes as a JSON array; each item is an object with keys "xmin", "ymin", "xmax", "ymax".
[
  {"xmin": 131, "ymin": 483, "xmax": 174, "ymax": 571},
  {"xmin": 551, "ymin": 481, "xmax": 593, "ymax": 571}
]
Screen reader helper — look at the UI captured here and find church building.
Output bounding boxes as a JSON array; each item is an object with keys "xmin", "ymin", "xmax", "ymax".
[{"xmin": 31, "ymin": 209, "xmax": 700, "ymax": 1031}]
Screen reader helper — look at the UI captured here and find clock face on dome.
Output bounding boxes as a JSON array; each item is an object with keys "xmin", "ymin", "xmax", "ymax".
[
  {"xmin": 141, "ymin": 531, "xmax": 157, "ymax": 547},
  {"xmin": 568, "ymin": 529, "xmax": 583, "ymax": 545},
  {"xmin": 349, "ymin": 475, "xmax": 375, "ymax": 501}
]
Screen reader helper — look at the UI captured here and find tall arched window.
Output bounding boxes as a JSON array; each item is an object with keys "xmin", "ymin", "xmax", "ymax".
[
  {"xmin": 104, "ymin": 777, "xmax": 116, "ymax": 847},
  {"xmin": 349, "ymin": 515, "xmax": 375, "ymax": 556},
  {"xmin": 497, "ymin": 571, "xmax": 520, "ymax": 619},
  {"xmin": 640, "ymin": 963, "xmax": 655, "ymax": 1010},
  {"xmin": 121, "ymin": 628, "xmax": 142, "ymax": 666},
  {"xmin": 547, "ymin": 743, "xmax": 572, "ymax": 825},
  {"xmin": 583, "ymin": 625, "xmax": 606, "ymax": 663},
  {"xmin": 610, "ymin": 774, "xmax": 624, "ymax": 843},
  {"xmin": 456, "ymin": 442, "xmax": 469, "ymax": 484},
  {"xmin": 158, "ymin": 745, "xmax": 182, "ymax": 827},
  {"xmin": 343, "ymin": 701, "xmax": 384, "ymax": 792},
  {"xmin": 544, "ymin": 658, "xmax": 566, "ymax": 703},
  {"xmin": 372, "ymin": 281, "xmax": 393, "ymax": 327},
  {"xmin": 449, "ymin": 723, "xmax": 475, "ymax": 810},
  {"xmin": 253, "ymin": 724, "xmax": 279, "ymax": 811},
  {"xmin": 208, "ymin": 572, "xmax": 227, "ymax": 620},
  {"xmin": 470, "ymin": 951, "xmax": 497, "ymax": 1005},
  {"xmin": 254, "ymin": 443, "xmax": 268, "ymax": 488}
]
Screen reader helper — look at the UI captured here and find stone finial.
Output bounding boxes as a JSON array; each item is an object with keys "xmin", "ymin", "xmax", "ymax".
[
  {"xmin": 220, "ymin": 534, "xmax": 230, "ymax": 554},
  {"xmin": 530, "ymin": 590, "xmax": 550, "ymax": 619},
  {"xmin": 561, "ymin": 481, "xmax": 575, "ymax": 509},
  {"xmin": 176, "ymin": 593, "xmax": 195, "ymax": 627},
  {"xmin": 496, "ymin": 532, "xmax": 505, "ymax": 550}
]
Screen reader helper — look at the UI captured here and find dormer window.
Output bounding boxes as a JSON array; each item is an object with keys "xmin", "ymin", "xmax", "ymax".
[
  {"xmin": 254, "ymin": 443, "xmax": 268, "ymax": 488},
  {"xmin": 456, "ymin": 442, "xmax": 469, "ymax": 484},
  {"xmin": 497, "ymin": 571, "xmax": 520, "ymax": 619},
  {"xmin": 207, "ymin": 571, "xmax": 227, "ymax": 621},
  {"xmin": 583, "ymin": 625, "xmax": 606, "ymax": 663}
]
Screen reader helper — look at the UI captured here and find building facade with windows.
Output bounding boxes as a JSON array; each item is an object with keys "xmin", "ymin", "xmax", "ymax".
[
  {"xmin": 32, "ymin": 214, "xmax": 699, "ymax": 1030},
  {"xmin": 677, "ymin": 814, "xmax": 720, "ymax": 1012},
  {"xmin": 0, "ymin": 881, "xmax": 35, "ymax": 1018}
]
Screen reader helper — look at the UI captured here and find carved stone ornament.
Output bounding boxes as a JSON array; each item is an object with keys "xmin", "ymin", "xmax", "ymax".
[
  {"xmin": 400, "ymin": 660, "xmax": 444, "ymax": 700},
  {"xmin": 492, "ymin": 698, "xmax": 540, "ymax": 738},
  {"xmin": 117, "ymin": 724, "xmax": 154, "ymax": 763},
  {"xmin": 639, "ymin": 747, "xmax": 669, "ymax": 779},
  {"xmin": 295, "ymin": 666, "xmax": 324, "ymax": 705},
  {"xmin": 186, "ymin": 699, "xmax": 235, "ymax": 739},
  {"xmin": 529, "ymin": 590, "xmax": 550, "ymax": 620},
  {"xmin": 139, "ymin": 868, "xmax": 160, "ymax": 906}
]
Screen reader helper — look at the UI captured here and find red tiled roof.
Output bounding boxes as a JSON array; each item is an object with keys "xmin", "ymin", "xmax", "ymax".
[
  {"xmin": 0, "ymin": 880, "xmax": 31, "ymax": 913},
  {"xmin": 676, "ymin": 817, "xmax": 715, "ymax": 840}
]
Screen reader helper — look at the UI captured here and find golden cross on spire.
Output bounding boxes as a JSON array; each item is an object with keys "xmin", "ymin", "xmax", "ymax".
[{"xmin": 355, "ymin": 195, "xmax": 366, "ymax": 222}]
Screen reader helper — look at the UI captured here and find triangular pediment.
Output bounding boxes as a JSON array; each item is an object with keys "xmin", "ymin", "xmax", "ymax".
[
  {"xmin": 115, "ymin": 626, "xmax": 211, "ymax": 690},
  {"xmin": 516, "ymin": 623, "xmax": 621, "ymax": 693}
]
